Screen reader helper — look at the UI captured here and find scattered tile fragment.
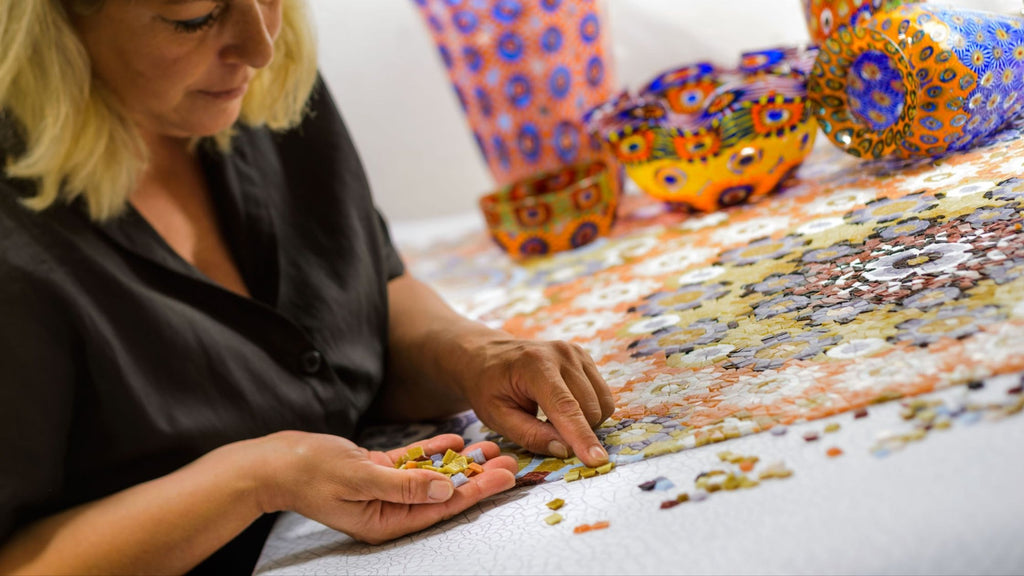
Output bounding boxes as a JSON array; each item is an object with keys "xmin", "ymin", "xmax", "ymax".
[
  {"xmin": 564, "ymin": 469, "xmax": 581, "ymax": 482},
  {"xmin": 638, "ymin": 478, "xmax": 659, "ymax": 491},
  {"xmin": 464, "ymin": 448, "xmax": 486, "ymax": 464},
  {"xmin": 572, "ymin": 524, "xmax": 591, "ymax": 534},
  {"xmin": 802, "ymin": 431, "xmax": 820, "ymax": 442},
  {"xmin": 590, "ymin": 521, "xmax": 610, "ymax": 531},
  {"xmin": 660, "ymin": 499, "xmax": 681, "ymax": 509},
  {"xmin": 770, "ymin": 426, "xmax": 788, "ymax": 436},
  {"xmin": 738, "ymin": 460, "xmax": 756, "ymax": 473},
  {"xmin": 826, "ymin": 447, "xmax": 843, "ymax": 458},
  {"xmin": 653, "ymin": 477, "xmax": 675, "ymax": 491},
  {"xmin": 824, "ymin": 423, "xmax": 841, "ymax": 433},
  {"xmin": 451, "ymin": 472, "xmax": 469, "ymax": 488},
  {"xmin": 675, "ymin": 492, "xmax": 690, "ymax": 503},
  {"xmin": 967, "ymin": 380, "xmax": 985, "ymax": 390},
  {"xmin": 544, "ymin": 513, "xmax": 563, "ymax": 526},
  {"xmin": 546, "ymin": 498, "xmax": 565, "ymax": 511},
  {"xmin": 854, "ymin": 408, "xmax": 869, "ymax": 419},
  {"xmin": 690, "ymin": 490, "xmax": 709, "ymax": 502}
]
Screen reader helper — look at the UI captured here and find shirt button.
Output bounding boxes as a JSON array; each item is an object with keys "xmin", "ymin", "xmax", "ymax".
[{"xmin": 299, "ymin": 350, "xmax": 323, "ymax": 375}]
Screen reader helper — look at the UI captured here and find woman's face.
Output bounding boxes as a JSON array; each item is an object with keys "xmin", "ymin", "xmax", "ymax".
[{"xmin": 73, "ymin": 0, "xmax": 282, "ymax": 139}]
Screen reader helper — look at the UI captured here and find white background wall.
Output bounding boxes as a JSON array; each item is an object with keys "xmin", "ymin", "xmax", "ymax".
[{"xmin": 308, "ymin": 0, "xmax": 1023, "ymax": 224}]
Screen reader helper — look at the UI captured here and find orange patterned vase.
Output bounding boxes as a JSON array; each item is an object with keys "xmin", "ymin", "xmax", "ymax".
[
  {"xmin": 412, "ymin": 0, "xmax": 614, "ymax": 186},
  {"xmin": 808, "ymin": 4, "xmax": 1024, "ymax": 158}
]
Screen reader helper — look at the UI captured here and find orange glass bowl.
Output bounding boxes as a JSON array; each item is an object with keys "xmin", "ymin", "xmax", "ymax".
[{"xmin": 479, "ymin": 161, "xmax": 619, "ymax": 260}]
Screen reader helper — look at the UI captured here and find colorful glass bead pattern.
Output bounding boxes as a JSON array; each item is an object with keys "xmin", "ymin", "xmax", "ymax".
[
  {"xmin": 479, "ymin": 161, "xmax": 618, "ymax": 258},
  {"xmin": 399, "ymin": 116, "xmax": 1024, "ymax": 482},
  {"xmin": 586, "ymin": 48, "xmax": 820, "ymax": 212},
  {"xmin": 802, "ymin": 0, "xmax": 915, "ymax": 44},
  {"xmin": 809, "ymin": 5, "xmax": 1024, "ymax": 159},
  {"xmin": 413, "ymin": 0, "xmax": 614, "ymax": 186}
]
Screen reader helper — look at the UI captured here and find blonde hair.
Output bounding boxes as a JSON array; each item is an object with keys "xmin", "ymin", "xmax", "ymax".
[{"xmin": 0, "ymin": 0, "xmax": 318, "ymax": 221}]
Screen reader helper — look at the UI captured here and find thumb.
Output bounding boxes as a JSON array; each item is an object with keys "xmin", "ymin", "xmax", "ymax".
[{"xmin": 350, "ymin": 464, "xmax": 455, "ymax": 504}]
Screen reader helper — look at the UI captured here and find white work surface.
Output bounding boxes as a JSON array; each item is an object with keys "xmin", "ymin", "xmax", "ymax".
[{"xmin": 255, "ymin": 331, "xmax": 1024, "ymax": 574}]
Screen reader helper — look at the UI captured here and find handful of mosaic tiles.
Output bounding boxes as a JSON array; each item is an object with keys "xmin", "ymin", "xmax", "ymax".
[{"xmin": 394, "ymin": 446, "xmax": 487, "ymax": 488}]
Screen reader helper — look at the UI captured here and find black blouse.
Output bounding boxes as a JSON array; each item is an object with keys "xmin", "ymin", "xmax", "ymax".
[{"xmin": 0, "ymin": 78, "xmax": 405, "ymax": 574}]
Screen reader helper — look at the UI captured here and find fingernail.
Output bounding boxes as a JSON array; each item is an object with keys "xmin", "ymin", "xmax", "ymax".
[
  {"xmin": 589, "ymin": 445, "xmax": 608, "ymax": 463},
  {"xmin": 429, "ymin": 480, "xmax": 453, "ymax": 502},
  {"xmin": 547, "ymin": 440, "xmax": 569, "ymax": 459}
]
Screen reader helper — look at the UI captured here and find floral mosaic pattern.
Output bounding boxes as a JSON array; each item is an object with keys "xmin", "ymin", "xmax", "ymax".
[{"xmin": 397, "ymin": 118, "xmax": 1024, "ymax": 482}]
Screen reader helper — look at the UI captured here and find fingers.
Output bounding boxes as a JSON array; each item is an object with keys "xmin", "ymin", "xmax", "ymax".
[
  {"xmin": 382, "ymin": 434, "xmax": 465, "ymax": 465},
  {"xmin": 534, "ymin": 386, "xmax": 609, "ymax": 467},
  {"xmin": 370, "ymin": 465, "xmax": 517, "ymax": 543},
  {"xmin": 358, "ymin": 438, "xmax": 510, "ymax": 505},
  {"xmin": 577, "ymin": 351, "xmax": 616, "ymax": 422}
]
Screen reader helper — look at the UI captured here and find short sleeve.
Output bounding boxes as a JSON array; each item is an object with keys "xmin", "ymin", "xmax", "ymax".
[
  {"xmin": 374, "ymin": 210, "xmax": 405, "ymax": 281},
  {"xmin": 0, "ymin": 204, "xmax": 76, "ymax": 543}
]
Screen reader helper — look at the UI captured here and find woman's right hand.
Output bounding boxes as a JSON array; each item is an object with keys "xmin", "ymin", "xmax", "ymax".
[{"xmin": 249, "ymin": 432, "xmax": 517, "ymax": 544}]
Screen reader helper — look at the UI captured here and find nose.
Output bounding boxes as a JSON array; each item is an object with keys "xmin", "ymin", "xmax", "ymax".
[{"xmin": 221, "ymin": 1, "xmax": 279, "ymax": 69}]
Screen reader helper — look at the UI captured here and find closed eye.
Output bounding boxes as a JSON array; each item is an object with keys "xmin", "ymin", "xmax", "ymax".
[{"xmin": 166, "ymin": 6, "xmax": 224, "ymax": 33}]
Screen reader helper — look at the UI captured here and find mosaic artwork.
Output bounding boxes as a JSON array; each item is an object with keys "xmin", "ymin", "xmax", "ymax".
[
  {"xmin": 809, "ymin": 5, "xmax": 1024, "ymax": 159},
  {"xmin": 413, "ymin": 0, "xmax": 614, "ymax": 186},
  {"xmin": 584, "ymin": 46, "xmax": 819, "ymax": 212},
  {"xmin": 386, "ymin": 115, "xmax": 1024, "ymax": 484}
]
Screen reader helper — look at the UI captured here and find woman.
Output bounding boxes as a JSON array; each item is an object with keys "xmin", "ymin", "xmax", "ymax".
[{"xmin": 0, "ymin": 0, "xmax": 614, "ymax": 573}]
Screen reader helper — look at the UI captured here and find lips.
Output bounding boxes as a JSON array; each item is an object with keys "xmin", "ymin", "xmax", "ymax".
[{"xmin": 198, "ymin": 84, "xmax": 248, "ymax": 100}]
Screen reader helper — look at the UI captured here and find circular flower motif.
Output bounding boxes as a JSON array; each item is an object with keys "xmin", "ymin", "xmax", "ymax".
[
  {"xmin": 518, "ymin": 236, "xmax": 549, "ymax": 257},
  {"xmin": 537, "ymin": 311, "xmax": 621, "ymax": 341},
  {"xmin": 718, "ymin": 235, "xmax": 808, "ymax": 266},
  {"xmin": 549, "ymin": 66, "xmax": 571, "ymax": 100},
  {"xmin": 626, "ymin": 314, "xmax": 681, "ymax": 335},
  {"xmin": 862, "ymin": 242, "xmax": 972, "ymax": 282},
  {"xmin": 845, "ymin": 193, "xmax": 939, "ymax": 225},
  {"xmin": 517, "ymin": 124, "xmax": 541, "ymax": 162},
  {"xmin": 669, "ymin": 344, "xmax": 735, "ymax": 367},
  {"xmin": 800, "ymin": 242, "xmax": 861, "ymax": 264},
  {"xmin": 633, "ymin": 246, "xmax": 715, "ymax": 276},
  {"xmin": 492, "ymin": 0, "xmax": 522, "ymax": 22},
  {"xmin": 963, "ymin": 205, "xmax": 1020, "ymax": 228},
  {"xmin": 890, "ymin": 305, "xmax": 1005, "ymax": 346},
  {"xmin": 711, "ymin": 217, "xmax": 792, "ymax": 245},
  {"xmin": 743, "ymin": 273, "xmax": 807, "ymax": 296},
  {"xmin": 505, "ymin": 74, "xmax": 532, "ymax": 108},
  {"xmin": 874, "ymin": 218, "xmax": 932, "ymax": 240},
  {"xmin": 628, "ymin": 318, "xmax": 730, "ymax": 358},
  {"xmin": 631, "ymin": 283, "xmax": 730, "ymax": 317},
  {"xmin": 796, "ymin": 217, "xmax": 845, "ymax": 236},
  {"xmin": 573, "ymin": 278, "xmax": 662, "ymax": 310},
  {"xmin": 902, "ymin": 286, "xmax": 962, "ymax": 309},
  {"xmin": 586, "ymin": 56, "xmax": 605, "ymax": 87},
  {"xmin": 463, "ymin": 46, "xmax": 483, "ymax": 73},
  {"xmin": 986, "ymin": 177, "xmax": 1024, "ymax": 202},
  {"xmin": 752, "ymin": 294, "xmax": 811, "ymax": 321},
  {"xmin": 453, "ymin": 10, "xmax": 478, "ymax": 34},
  {"xmin": 497, "ymin": 31, "xmax": 524, "ymax": 62},
  {"xmin": 541, "ymin": 26, "xmax": 563, "ymax": 53},
  {"xmin": 825, "ymin": 338, "xmax": 889, "ymax": 359},
  {"xmin": 728, "ymin": 365, "xmax": 823, "ymax": 406},
  {"xmin": 983, "ymin": 258, "xmax": 1024, "ymax": 285},
  {"xmin": 580, "ymin": 12, "xmax": 600, "ymax": 44},
  {"xmin": 553, "ymin": 121, "xmax": 580, "ymax": 163},
  {"xmin": 726, "ymin": 331, "xmax": 841, "ymax": 371},
  {"xmin": 800, "ymin": 299, "xmax": 874, "ymax": 326},
  {"xmin": 678, "ymin": 265, "xmax": 726, "ymax": 285}
]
